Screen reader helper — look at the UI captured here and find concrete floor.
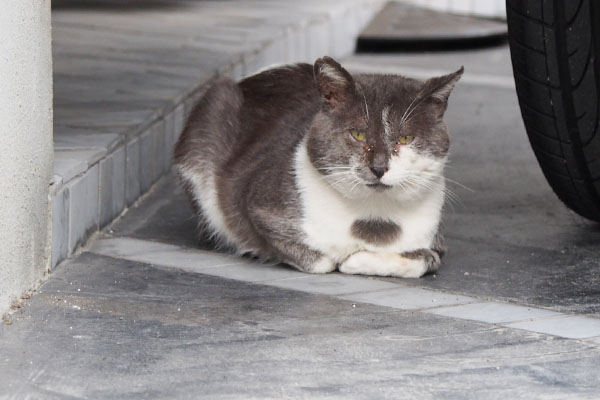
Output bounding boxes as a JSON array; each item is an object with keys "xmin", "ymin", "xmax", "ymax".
[{"xmin": 3, "ymin": 45, "xmax": 600, "ymax": 399}]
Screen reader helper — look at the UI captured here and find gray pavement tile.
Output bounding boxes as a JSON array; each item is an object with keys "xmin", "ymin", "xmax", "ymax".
[
  {"xmin": 348, "ymin": 44, "xmax": 513, "ymax": 78},
  {"xmin": 54, "ymin": 131, "xmax": 122, "ymax": 153},
  {"xmin": 585, "ymin": 336, "xmax": 600, "ymax": 346},
  {"xmin": 89, "ymin": 237, "xmax": 243, "ymax": 269},
  {"xmin": 345, "ymin": 59, "xmax": 515, "ymax": 89},
  {"xmin": 200, "ymin": 262, "xmax": 307, "ymax": 283},
  {"xmin": 504, "ymin": 315, "xmax": 600, "ymax": 339},
  {"xmin": 267, "ymin": 273, "xmax": 401, "ymax": 296},
  {"xmin": 4, "ymin": 251, "xmax": 600, "ymax": 399},
  {"xmin": 424, "ymin": 301, "xmax": 562, "ymax": 324},
  {"xmin": 120, "ymin": 249, "xmax": 245, "ymax": 271},
  {"xmin": 58, "ymin": 148, "xmax": 106, "ymax": 167},
  {"xmin": 110, "ymin": 176, "xmax": 200, "ymax": 249},
  {"xmin": 89, "ymin": 236, "xmax": 189, "ymax": 257},
  {"xmin": 339, "ymin": 287, "xmax": 478, "ymax": 310}
]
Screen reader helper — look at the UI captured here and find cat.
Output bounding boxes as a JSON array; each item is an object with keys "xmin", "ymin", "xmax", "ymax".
[{"xmin": 174, "ymin": 56, "xmax": 462, "ymax": 278}]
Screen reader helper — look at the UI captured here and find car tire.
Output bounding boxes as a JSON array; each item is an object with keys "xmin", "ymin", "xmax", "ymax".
[{"xmin": 507, "ymin": 0, "xmax": 600, "ymax": 221}]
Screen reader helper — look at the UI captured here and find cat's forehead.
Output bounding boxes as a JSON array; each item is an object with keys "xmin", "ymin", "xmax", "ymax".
[{"xmin": 355, "ymin": 75, "xmax": 426, "ymax": 119}]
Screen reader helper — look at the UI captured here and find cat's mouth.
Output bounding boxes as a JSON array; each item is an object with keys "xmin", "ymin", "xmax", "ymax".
[{"xmin": 366, "ymin": 182, "xmax": 392, "ymax": 191}]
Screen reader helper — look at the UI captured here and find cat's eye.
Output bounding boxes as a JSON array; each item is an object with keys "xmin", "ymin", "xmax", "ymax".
[
  {"xmin": 350, "ymin": 129, "xmax": 366, "ymax": 142},
  {"xmin": 397, "ymin": 135, "xmax": 415, "ymax": 145}
]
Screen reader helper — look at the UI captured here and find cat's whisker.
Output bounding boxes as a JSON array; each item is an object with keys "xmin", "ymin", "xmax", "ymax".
[
  {"xmin": 414, "ymin": 170, "xmax": 472, "ymax": 193},
  {"xmin": 442, "ymin": 186, "xmax": 462, "ymax": 204},
  {"xmin": 444, "ymin": 179, "xmax": 474, "ymax": 193},
  {"xmin": 348, "ymin": 177, "xmax": 365, "ymax": 193},
  {"xmin": 398, "ymin": 88, "xmax": 427, "ymax": 129},
  {"xmin": 319, "ymin": 166, "xmax": 354, "ymax": 171},
  {"xmin": 418, "ymin": 172, "xmax": 473, "ymax": 193},
  {"xmin": 402, "ymin": 108, "xmax": 428, "ymax": 126},
  {"xmin": 402, "ymin": 176, "xmax": 446, "ymax": 198},
  {"xmin": 398, "ymin": 92, "xmax": 422, "ymax": 127}
]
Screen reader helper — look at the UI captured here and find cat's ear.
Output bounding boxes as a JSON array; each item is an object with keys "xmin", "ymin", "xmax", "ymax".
[
  {"xmin": 314, "ymin": 56, "xmax": 355, "ymax": 109},
  {"xmin": 423, "ymin": 67, "xmax": 464, "ymax": 104}
]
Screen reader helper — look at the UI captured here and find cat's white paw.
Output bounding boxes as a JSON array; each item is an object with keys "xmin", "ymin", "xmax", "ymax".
[
  {"xmin": 339, "ymin": 251, "xmax": 428, "ymax": 278},
  {"xmin": 307, "ymin": 257, "xmax": 337, "ymax": 274}
]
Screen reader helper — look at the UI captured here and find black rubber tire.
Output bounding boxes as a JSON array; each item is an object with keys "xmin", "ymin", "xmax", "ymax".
[{"xmin": 507, "ymin": 0, "xmax": 600, "ymax": 221}]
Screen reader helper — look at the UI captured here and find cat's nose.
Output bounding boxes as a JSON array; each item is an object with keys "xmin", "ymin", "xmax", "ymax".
[{"xmin": 370, "ymin": 166, "xmax": 386, "ymax": 179}]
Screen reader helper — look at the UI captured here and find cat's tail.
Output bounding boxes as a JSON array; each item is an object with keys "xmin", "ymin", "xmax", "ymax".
[{"xmin": 174, "ymin": 78, "xmax": 243, "ymax": 169}]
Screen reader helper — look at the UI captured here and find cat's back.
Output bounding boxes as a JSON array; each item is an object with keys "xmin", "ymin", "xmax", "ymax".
[
  {"xmin": 226, "ymin": 63, "xmax": 321, "ymax": 175},
  {"xmin": 174, "ymin": 63, "xmax": 321, "ymax": 250},
  {"xmin": 238, "ymin": 63, "xmax": 318, "ymax": 113}
]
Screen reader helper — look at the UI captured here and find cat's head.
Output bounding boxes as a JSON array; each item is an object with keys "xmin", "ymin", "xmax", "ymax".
[{"xmin": 306, "ymin": 56, "xmax": 462, "ymax": 200}]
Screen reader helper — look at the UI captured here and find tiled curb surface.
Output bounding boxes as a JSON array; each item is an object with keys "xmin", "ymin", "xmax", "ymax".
[
  {"xmin": 91, "ymin": 237, "xmax": 600, "ymax": 341},
  {"xmin": 51, "ymin": 0, "xmax": 383, "ymax": 269}
]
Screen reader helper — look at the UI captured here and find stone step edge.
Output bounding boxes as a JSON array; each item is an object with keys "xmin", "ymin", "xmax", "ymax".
[{"xmin": 50, "ymin": 0, "xmax": 384, "ymax": 270}]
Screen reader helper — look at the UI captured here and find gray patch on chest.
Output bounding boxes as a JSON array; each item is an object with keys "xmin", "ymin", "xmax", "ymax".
[{"xmin": 351, "ymin": 219, "xmax": 401, "ymax": 245}]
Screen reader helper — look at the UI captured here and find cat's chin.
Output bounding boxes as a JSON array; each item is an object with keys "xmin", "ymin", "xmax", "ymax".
[{"xmin": 366, "ymin": 182, "xmax": 392, "ymax": 192}]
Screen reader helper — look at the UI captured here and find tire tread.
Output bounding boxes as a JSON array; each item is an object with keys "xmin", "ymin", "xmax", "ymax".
[{"xmin": 507, "ymin": 0, "xmax": 600, "ymax": 220}]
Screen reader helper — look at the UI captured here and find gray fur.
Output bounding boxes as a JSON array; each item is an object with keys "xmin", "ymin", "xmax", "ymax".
[
  {"xmin": 174, "ymin": 57, "xmax": 461, "ymax": 274},
  {"xmin": 351, "ymin": 219, "xmax": 401, "ymax": 245}
]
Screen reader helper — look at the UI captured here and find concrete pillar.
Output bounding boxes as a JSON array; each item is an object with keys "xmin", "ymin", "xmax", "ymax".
[{"xmin": 0, "ymin": 1, "xmax": 53, "ymax": 314}]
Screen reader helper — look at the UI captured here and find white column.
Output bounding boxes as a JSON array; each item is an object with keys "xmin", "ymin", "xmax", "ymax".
[{"xmin": 0, "ymin": 1, "xmax": 53, "ymax": 313}]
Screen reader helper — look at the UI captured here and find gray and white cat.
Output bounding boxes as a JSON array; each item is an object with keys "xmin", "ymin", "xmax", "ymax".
[{"xmin": 174, "ymin": 56, "xmax": 462, "ymax": 278}]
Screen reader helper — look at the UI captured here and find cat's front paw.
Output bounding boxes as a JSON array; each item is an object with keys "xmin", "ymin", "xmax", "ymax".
[
  {"xmin": 339, "ymin": 251, "xmax": 428, "ymax": 278},
  {"xmin": 306, "ymin": 256, "xmax": 337, "ymax": 274}
]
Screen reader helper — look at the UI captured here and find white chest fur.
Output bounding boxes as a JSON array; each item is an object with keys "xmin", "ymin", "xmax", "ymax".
[{"xmin": 294, "ymin": 142, "xmax": 444, "ymax": 263}]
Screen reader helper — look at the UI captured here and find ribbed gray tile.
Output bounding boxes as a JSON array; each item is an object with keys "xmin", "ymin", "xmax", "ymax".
[
  {"xmin": 99, "ymin": 146, "xmax": 126, "ymax": 228},
  {"xmin": 139, "ymin": 123, "xmax": 163, "ymax": 193},
  {"xmin": 68, "ymin": 165, "xmax": 99, "ymax": 253},
  {"xmin": 125, "ymin": 138, "xmax": 141, "ymax": 206}
]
